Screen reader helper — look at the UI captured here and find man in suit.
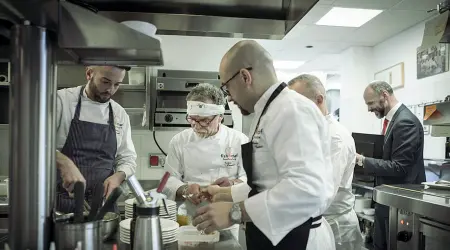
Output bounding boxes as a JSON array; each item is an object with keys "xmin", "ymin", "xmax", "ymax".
[{"xmin": 355, "ymin": 81, "xmax": 425, "ymax": 250}]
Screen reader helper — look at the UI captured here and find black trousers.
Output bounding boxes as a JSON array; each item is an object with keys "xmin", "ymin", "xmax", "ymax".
[{"xmin": 374, "ymin": 204, "xmax": 389, "ymax": 250}]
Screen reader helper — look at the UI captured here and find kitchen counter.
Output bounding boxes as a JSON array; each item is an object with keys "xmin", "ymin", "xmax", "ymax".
[
  {"xmin": 105, "ymin": 229, "xmax": 243, "ymax": 250},
  {"xmin": 373, "ymin": 184, "xmax": 450, "ymax": 224}
]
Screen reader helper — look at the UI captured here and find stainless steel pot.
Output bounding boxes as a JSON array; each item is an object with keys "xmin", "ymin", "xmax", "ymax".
[
  {"xmin": 102, "ymin": 212, "xmax": 120, "ymax": 241},
  {"xmin": 54, "ymin": 220, "xmax": 103, "ymax": 250}
]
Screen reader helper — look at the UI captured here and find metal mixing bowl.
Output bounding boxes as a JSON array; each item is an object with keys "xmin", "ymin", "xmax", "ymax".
[{"xmin": 102, "ymin": 212, "xmax": 120, "ymax": 241}]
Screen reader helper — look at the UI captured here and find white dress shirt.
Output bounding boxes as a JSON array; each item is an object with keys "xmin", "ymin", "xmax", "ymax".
[
  {"xmin": 164, "ymin": 124, "xmax": 248, "ymax": 200},
  {"xmin": 56, "ymin": 85, "xmax": 137, "ymax": 178},
  {"xmin": 243, "ymin": 84, "xmax": 335, "ymax": 246}
]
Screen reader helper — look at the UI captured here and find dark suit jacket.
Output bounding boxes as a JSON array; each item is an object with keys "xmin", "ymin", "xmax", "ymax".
[{"xmin": 364, "ymin": 104, "xmax": 426, "ymax": 186}]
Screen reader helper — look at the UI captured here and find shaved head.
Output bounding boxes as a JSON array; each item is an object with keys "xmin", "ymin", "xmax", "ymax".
[
  {"xmin": 219, "ymin": 40, "xmax": 278, "ymax": 115},
  {"xmin": 288, "ymin": 74, "xmax": 328, "ymax": 115}
]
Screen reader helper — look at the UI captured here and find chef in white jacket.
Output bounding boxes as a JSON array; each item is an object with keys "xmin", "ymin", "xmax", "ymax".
[
  {"xmin": 192, "ymin": 40, "xmax": 336, "ymax": 250},
  {"xmin": 55, "ymin": 65, "xmax": 137, "ymax": 213},
  {"xmin": 288, "ymin": 74, "xmax": 363, "ymax": 250},
  {"xmin": 162, "ymin": 83, "xmax": 248, "ymax": 240}
]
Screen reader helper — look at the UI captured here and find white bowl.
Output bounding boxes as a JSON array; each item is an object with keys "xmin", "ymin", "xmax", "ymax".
[{"xmin": 363, "ymin": 208, "xmax": 375, "ymax": 216}]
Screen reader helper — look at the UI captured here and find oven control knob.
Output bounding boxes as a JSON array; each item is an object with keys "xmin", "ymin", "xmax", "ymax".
[
  {"xmin": 397, "ymin": 231, "xmax": 412, "ymax": 242},
  {"xmin": 164, "ymin": 114, "xmax": 173, "ymax": 123}
]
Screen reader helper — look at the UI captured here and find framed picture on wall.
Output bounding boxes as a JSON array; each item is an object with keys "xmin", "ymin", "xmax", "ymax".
[
  {"xmin": 416, "ymin": 43, "xmax": 449, "ymax": 79},
  {"xmin": 374, "ymin": 62, "xmax": 405, "ymax": 89}
]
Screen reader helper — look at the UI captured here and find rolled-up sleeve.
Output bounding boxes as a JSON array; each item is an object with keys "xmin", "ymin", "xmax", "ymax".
[
  {"xmin": 243, "ymin": 103, "xmax": 334, "ymax": 246},
  {"xmin": 115, "ymin": 113, "xmax": 137, "ymax": 179},
  {"xmin": 163, "ymin": 136, "xmax": 185, "ymax": 200}
]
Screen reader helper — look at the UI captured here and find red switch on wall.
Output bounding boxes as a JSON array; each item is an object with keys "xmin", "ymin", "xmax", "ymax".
[{"xmin": 149, "ymin": 155, "xmax": 159, "ymax": 166}]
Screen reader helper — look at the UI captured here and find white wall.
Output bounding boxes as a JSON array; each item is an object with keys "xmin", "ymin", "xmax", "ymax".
[{"xmin": 340, "ymin": 21, "xmax": 448, "ymax": 159}]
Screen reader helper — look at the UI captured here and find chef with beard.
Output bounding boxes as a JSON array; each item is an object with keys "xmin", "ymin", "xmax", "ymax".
[
  {"xmin": 356, "ymin": 81, "xmax": 425, "ymax": 250},
  {"xmin": 192, "ymin": 40, "xmax": 336, "ymax": 250},
  {"xmin": 55, "ymin": 65, "xmax": 137, "ymax": 213},
  {"xmin": 163, "ymin": 83, "xmax": 248, "ymax": 240}
]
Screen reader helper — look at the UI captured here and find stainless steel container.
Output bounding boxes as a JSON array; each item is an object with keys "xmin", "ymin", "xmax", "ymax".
[{"xmin": 55, "ymin": 220, "xmax": 103, "ymax": 250}]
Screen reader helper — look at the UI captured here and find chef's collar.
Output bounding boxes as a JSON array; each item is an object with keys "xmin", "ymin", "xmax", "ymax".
[{"xmin": 253, "ymin": 83, "xmax": 282, "ymax": 114}]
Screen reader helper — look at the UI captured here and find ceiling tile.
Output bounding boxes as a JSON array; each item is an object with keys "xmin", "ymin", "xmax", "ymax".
[
  {"xmin": 392, "ymin": 0, "xmax": 442, "ymax": 11},
  {"xmin": 285, "ymin": 25, "xmax": 357, "ymax": 42}
]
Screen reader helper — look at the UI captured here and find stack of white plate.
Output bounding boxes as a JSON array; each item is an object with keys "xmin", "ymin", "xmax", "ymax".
[
  {"xmin": 124, "ymin": 198, "xmax": 177, "ymax": 221},
  {"xmin": 119, "ymin": 218, "xmax": 179, "ymax": 245}
]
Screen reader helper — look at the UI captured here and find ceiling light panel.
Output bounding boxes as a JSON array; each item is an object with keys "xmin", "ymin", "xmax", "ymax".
[{"xmin": 316, "ymin": 7, "xmax": 383, "ymax": 28}]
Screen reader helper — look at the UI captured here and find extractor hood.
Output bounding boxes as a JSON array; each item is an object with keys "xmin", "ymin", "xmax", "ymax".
[
  {"xmin": 421, "ymin": 1, "xmax": 450, "ymax": 48},
  {"xmin": 58, "ymin": 1, "xmax": 163, "ymax": 66},
  {"xmin": 87, "ymin": 0, "xmax": 319, "ymax": 40}
]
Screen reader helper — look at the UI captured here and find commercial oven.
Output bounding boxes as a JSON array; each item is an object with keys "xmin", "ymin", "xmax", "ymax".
[
  {"xmin": 374, "ymin": 184, "xmax": 450, "ymax": 250},
  {"xmin": 149, "ymin": 69, "xmax": 233, "ymax": 131}
]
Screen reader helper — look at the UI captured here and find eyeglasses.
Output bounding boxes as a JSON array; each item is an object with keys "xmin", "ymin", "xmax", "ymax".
[
  {"xmin": 186, "ymin": 115, "xmax": 217, "ymax": 127},
  {"xmin": 220, "ymin": 67, "xmax": 252, "ymax": 96}
]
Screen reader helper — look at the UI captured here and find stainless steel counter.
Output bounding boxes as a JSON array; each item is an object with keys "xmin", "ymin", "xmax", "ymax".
[
  {"xmin": 373, "ymin": 184, "xmax": 450, "ymax": 250},
  {"xmin": 373, "ymin": 184, "xmax": 450, "ymax": 224}
]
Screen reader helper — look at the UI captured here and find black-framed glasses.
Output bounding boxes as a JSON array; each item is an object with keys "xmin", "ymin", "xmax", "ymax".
[
  {"xmin": 186, "ymin": 115, "xmax": 217, "ymax": 127},
  {"xmin": 220, "ymin": 67, "xmax": 252, "ymax": 96}
]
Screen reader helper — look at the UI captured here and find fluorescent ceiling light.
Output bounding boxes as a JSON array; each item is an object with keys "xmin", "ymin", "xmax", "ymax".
[
  {"xmin": 273, "ymin": 60, "xmax": 305, "ymax": 70},
  {"xmin": 316, "ymin": 7, "xmax": 383, "ymax": 28}
]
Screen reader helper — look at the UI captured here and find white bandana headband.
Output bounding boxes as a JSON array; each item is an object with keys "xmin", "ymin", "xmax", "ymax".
[{"xmin": 187, "ymin": 101, "xmax": 225, "ymax": 116}]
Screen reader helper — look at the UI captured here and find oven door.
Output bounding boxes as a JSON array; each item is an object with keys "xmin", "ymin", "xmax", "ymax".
[{"xmin": 419, "ymin": 218, "xmax": 450, "ymax": 250}]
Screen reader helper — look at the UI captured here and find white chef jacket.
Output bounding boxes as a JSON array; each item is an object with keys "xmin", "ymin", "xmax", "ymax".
[
  {"xmin": 56, "ymin": 85, "xmax": 137, "ymax": 178},
  {"xmin": 244, "ymin": 84, "xmax": 336, "ymax": 247},
  {"xmin": 323, "ymin": 115, "xmax": 363, "ymax": 249},
  {"xmin": 163, "ymin": 124, "xmax": 248, "ymax": 200}
]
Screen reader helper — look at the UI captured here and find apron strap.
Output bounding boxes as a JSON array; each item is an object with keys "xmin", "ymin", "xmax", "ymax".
[
  {"xmin": 107, "ymin": 103, "xmax": 114, "ymax": 125},
  {"xmin": 73, "ymin": 86, "xmax": 85, "ymax": 121}
]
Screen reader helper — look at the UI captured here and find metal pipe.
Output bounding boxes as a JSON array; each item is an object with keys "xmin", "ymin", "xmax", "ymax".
[{"xmin": 9, "ymin": 23, "xmax": 55, "ymax": 249}]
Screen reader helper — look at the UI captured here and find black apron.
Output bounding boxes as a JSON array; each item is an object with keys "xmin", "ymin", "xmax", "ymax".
[
  {"xmin": 242, "ymin": 82, "xmax": 322, "ymax": 250},
  {"xmin": 56, "ymin": 86, "xmax": 118, "ymax": 213}
]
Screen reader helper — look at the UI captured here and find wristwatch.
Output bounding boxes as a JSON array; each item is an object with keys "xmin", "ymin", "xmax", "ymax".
[{"xmin": 229, "ymin": 203, "xmax": 242, "ymax": 224}]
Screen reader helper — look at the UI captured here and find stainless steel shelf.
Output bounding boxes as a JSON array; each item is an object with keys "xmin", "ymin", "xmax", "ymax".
[{"xmin": 352, "ymin": 182, "xmax": 374, "ymax": 191}]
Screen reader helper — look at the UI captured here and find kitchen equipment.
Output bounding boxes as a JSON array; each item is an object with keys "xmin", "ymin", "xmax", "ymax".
[
  {"xmin": 354, "ymin": 196, "xmax": 372, "ymax": 213},
  {"xmin": 73, "ymin": 182, "xmax": 85, "ymax": 223},
  {"xmin": 120, "ymin": 217, "xmax": 179, "ymax": 245},
  {"xmin": 124, "ymin": 196, "xmax": 177, "ymax": 221},
  {"xmin": 102, "ymin": 212, "xmax": 120, "ymax": 241},
  {"xmin": 149, "ymin": 69, "xmax": 234, "ymax": 131},
  {"xmin": 374, "ymin": 184, "xmax": 450, "ymax": 250},
  {"xmin": 133, "ymin": 195, "xmax": 164, "ymax": 250},
  {"xmin": 94, "ymin": 187, "xmax": 123, "ymax": 221},
  {"xmin": 177, "ymin": 225, "xmax": 220, "ymax": 247},
  {"xmin": 127, "ymin": 175, "xmax": 149, "ymax": 206},
  {"xmin": 55, "ymin": 218, "xmax": 103, "ymax": 250}
]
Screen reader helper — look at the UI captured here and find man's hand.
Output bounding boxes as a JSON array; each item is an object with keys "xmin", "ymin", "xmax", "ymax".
[
  {"xmin": 184, "ymin": 184, "xmax": 202, "ymax": 205},
  {"xmin": 56, "ymin": 151, "xmax": 86, "ymax": 193},
  {"xmin": 192, "ymin": 202, "xmax": 234, "ymax": 234},
  {"xmin": 356, "ymin": 153, "xmax": 364, "ymax": 167},
  {"xmin": 103, "ymin": 171, "xmax": 126, "ymax": 198},
  {"xmin": 201, "ymin": 185, "xmax": 233, "ymax": 202}
]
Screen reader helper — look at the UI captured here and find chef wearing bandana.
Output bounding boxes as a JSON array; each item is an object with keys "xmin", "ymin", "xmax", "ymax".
[{"xmin": 162, "ymin": 83, "xmax": 248, "ymax": 240}]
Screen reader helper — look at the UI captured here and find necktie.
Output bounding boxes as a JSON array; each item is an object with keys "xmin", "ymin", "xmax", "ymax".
[{"xmin": 382, "ymin": 118, "xmax": 389, "ymax": 135}]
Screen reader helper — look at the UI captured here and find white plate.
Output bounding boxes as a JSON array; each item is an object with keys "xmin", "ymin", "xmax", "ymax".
[{"xmin": 161, "ymin": 218, "xmax": 180, "ymax": 231}]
